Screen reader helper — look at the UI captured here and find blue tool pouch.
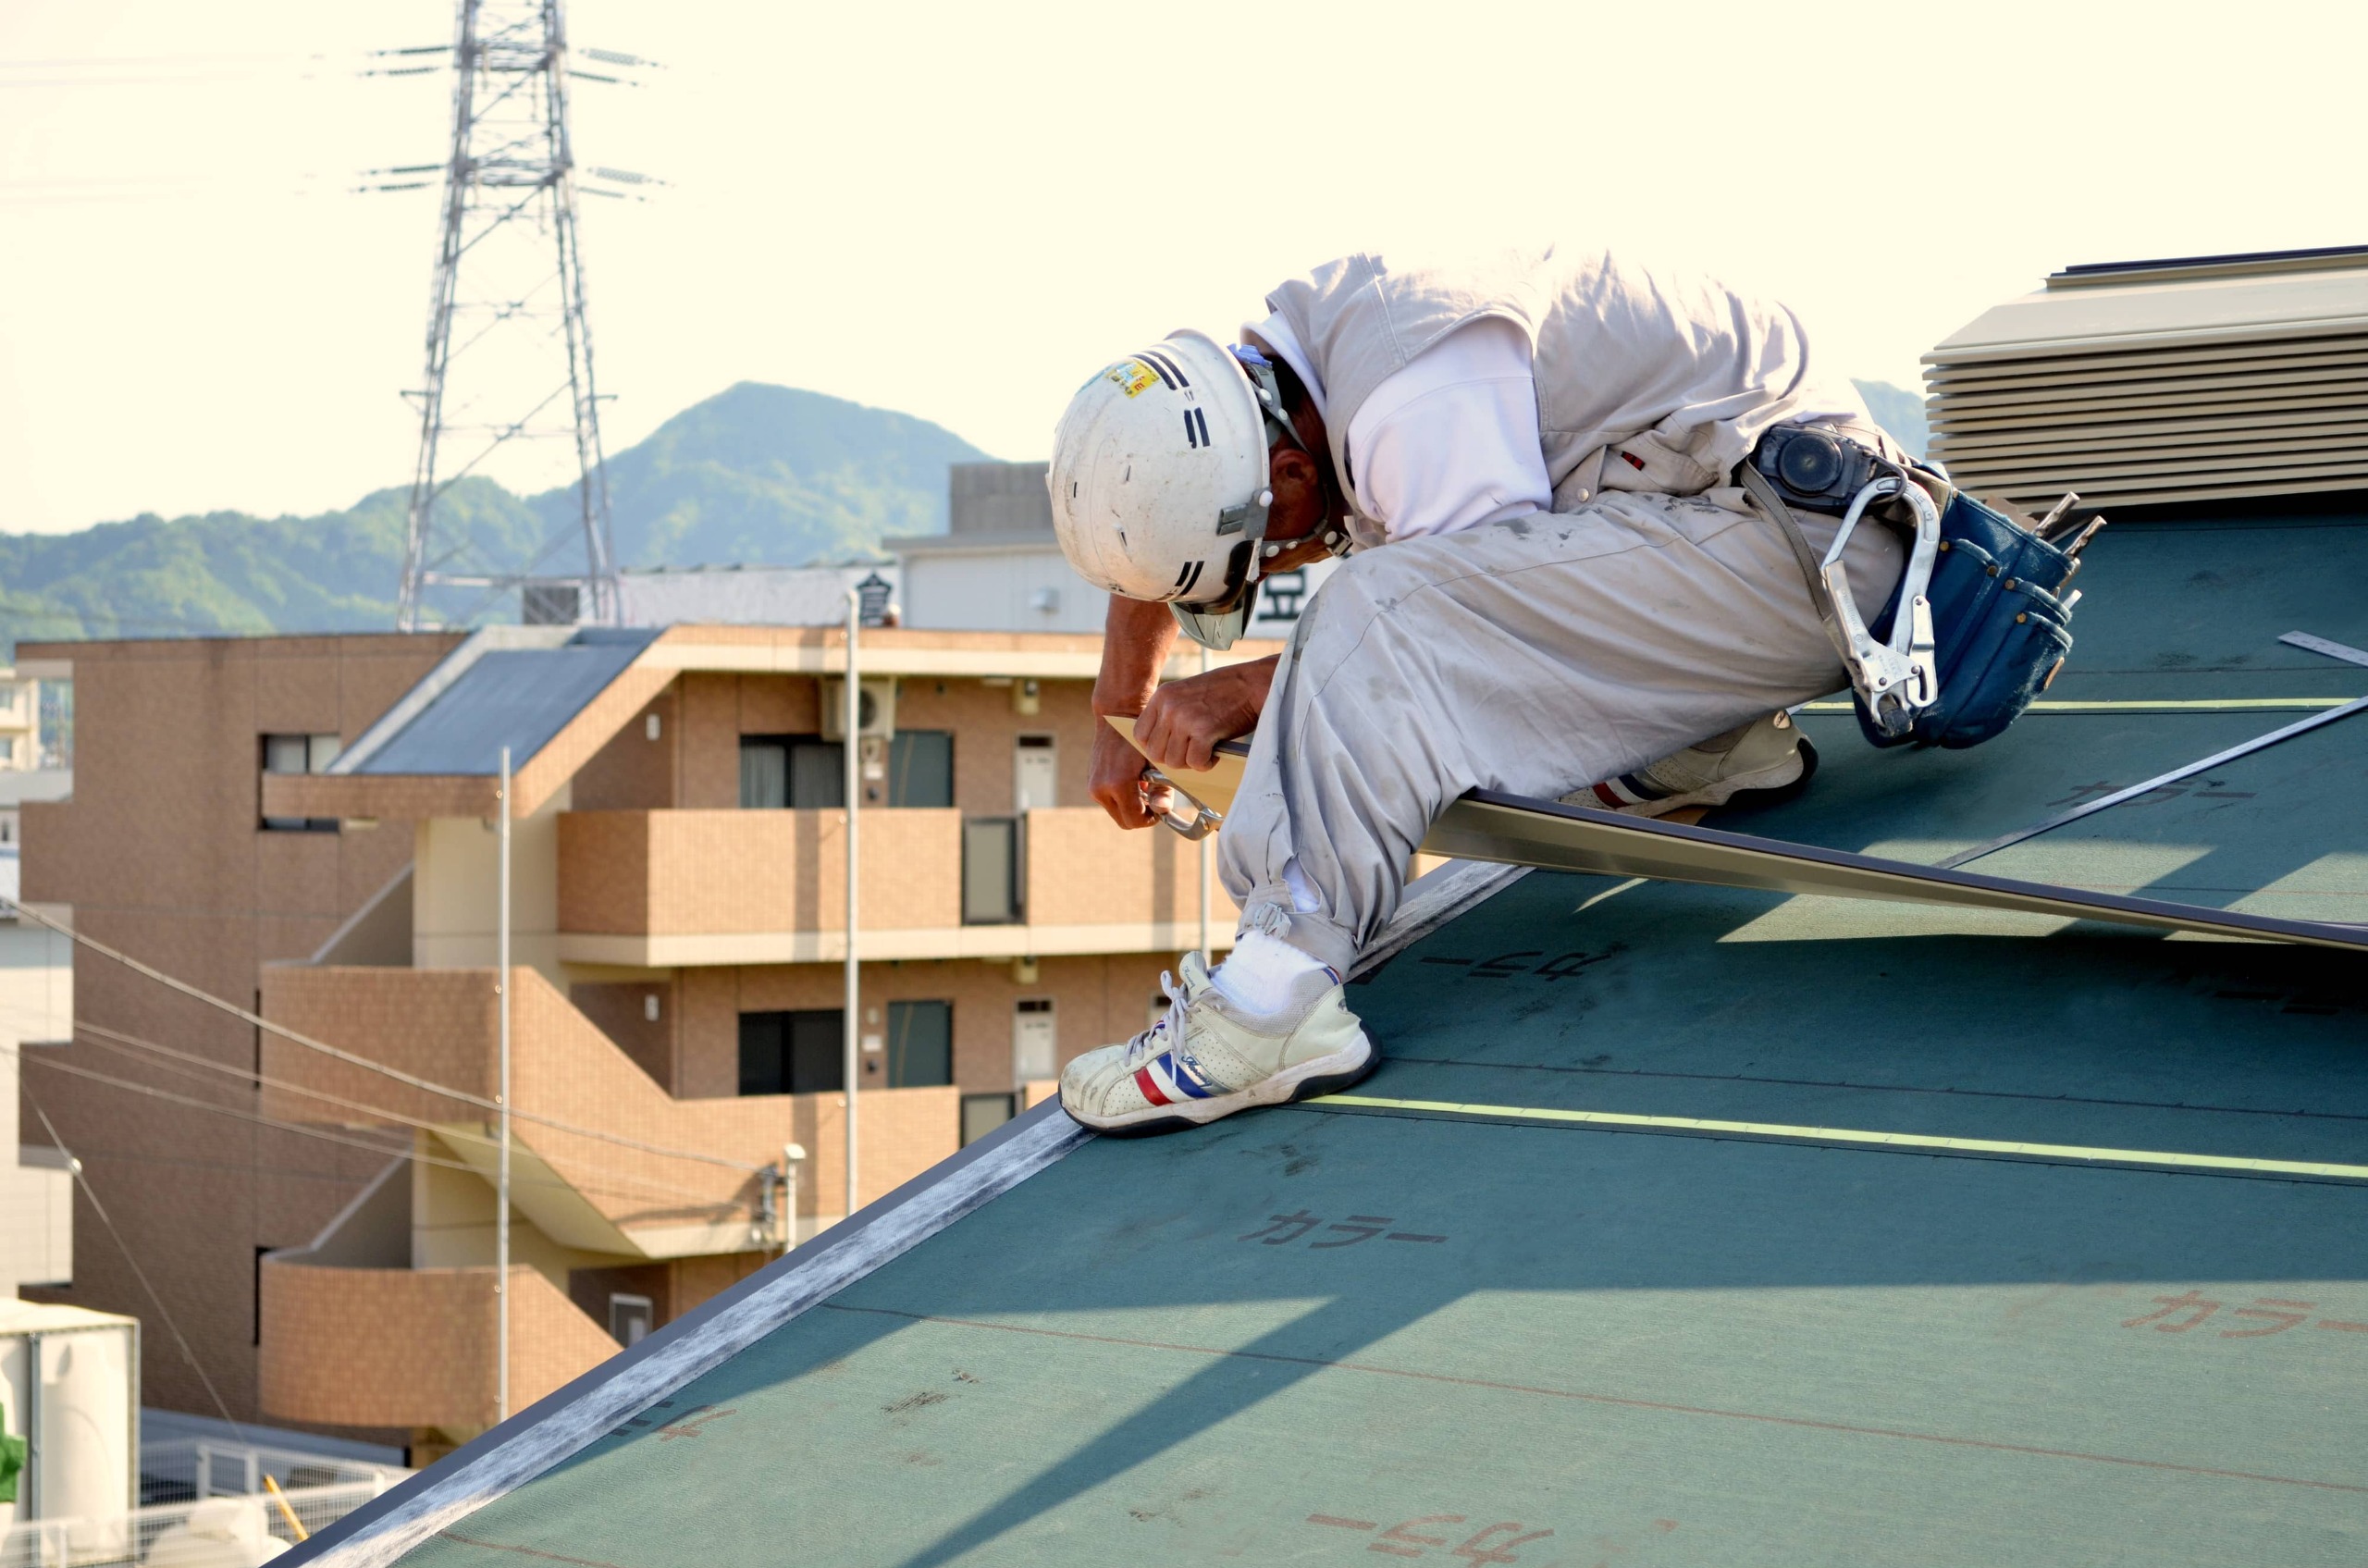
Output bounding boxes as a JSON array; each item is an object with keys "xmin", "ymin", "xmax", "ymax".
[{"xmin": 1853, "ymin": 488, "xmax": 2078, "ymax": 749}]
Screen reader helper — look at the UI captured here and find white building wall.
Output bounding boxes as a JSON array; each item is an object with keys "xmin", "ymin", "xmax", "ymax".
[
  {"xmin": 900, "ymin": 549, "xmax": 1342, "ymax": 639},
  {"xmin": 617, "ymin": 564, "xmax": 897, "ymax": 628},
  {"xmin": 412, "ymin": 786, "xmax": 568, "ymax": 986},
  {"xmin": 0, "ymin": 911, "xmax": 73, "ymax": 1294},
  {"xmin": 901, "ymin": 548, "xmax": 1111, "ymax": 635}
]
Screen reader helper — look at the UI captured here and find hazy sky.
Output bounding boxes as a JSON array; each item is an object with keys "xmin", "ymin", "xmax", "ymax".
[{"xmin": 2, "ymin": 0, "xmax": 2361, "ymax": 533}]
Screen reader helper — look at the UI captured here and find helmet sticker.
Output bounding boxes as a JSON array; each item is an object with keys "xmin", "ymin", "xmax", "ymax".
[{"xmin": 1105, "ymin": 360, "xmax": 1159, "ymax": 399}]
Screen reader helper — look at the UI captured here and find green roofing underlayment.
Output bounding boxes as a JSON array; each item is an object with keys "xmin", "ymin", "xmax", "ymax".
[{"xmin": 320, "ymin": 511, "xmax": 2368, "ymax": 1567}]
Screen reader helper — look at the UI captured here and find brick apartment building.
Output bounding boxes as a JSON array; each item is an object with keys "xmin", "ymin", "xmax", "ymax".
[{"xmin": 20, "ymin": 622, "xmax": 1266, "ymax": 1459}]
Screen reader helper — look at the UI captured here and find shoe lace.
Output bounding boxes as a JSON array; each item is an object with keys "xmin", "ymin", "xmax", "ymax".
[{"xmin": 1120, "ymin": 969, "xmax": 1187, "ymax": 1070}]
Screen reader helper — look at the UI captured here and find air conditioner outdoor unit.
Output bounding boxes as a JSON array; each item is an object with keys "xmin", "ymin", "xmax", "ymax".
[{"xmin": 820, "ymin": 678, "xmax": 898, "ymax": 741}]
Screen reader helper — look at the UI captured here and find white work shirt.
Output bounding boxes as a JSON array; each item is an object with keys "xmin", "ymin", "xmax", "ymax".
[{"xmin": 1247, "ymin": 313, "xmax": 1548, "ymax": 543}]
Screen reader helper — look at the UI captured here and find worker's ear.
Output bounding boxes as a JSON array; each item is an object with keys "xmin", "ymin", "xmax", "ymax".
[{"xmin": 1266, "ymin": 443, "xmax": 1328, "ymax": 539}]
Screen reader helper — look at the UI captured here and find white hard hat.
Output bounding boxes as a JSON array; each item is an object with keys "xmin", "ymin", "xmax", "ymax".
[{"xmin": 1048, "ymin": 331, "xmax": 1297, "ymax": 649}]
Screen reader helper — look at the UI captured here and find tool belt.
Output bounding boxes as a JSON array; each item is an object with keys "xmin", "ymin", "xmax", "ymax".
[{"xmin": 1738, "ymin": 427, "xmax": 2099, "ymax": 750}]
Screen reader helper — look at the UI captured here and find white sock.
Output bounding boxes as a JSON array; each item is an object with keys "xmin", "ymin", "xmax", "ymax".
[{"xmin": 1213, "ymin": 930, "xmax": 1334, "ymax": 1019}]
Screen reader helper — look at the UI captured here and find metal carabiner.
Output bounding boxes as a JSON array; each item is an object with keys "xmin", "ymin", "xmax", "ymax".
[
  {"xmin": 1817, "ymin": 474, "xmax": 1942, "ymax": 737},
  {"xmin": 1143, "ymin": 766, "xmax": 1224, "ymax": 840}
]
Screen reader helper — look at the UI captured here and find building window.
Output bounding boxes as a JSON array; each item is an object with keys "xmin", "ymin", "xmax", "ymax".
[
  {"xmin": 887, "ymin": 731, "xmax": 954, "ymax": 808},
  {"xmin": 884, "ymin": 999, "xmax": 952, "ymax": 1089},
  {"xmin": 1013, "ymin": 997, "xmax": 1055, "ymax": 1083},
  {"xmin": 738, "ymin": 1009, "xmax": 845, "ymax": 1095},
  {"xmin": 259, "ymin": 732, "xmax": 342, "ymax": 832},
  {"xmin": 740, "ymin": 732, "xmax": 952, "ymax": 809},
  {"xmin": 962, "ymin": 818, "xmax": 1022, "ymax": 923},
  {"xmin": 960, "ymin": 1093, "xmax": 1016, "ymax": 1146},
  {"xmin": 608, "ymin": 1293, "xmax": 653, "ymax": 1348},
  {"xmin": 254, "ymin": 1246, "xmax": 272, "ymax": 1346}
]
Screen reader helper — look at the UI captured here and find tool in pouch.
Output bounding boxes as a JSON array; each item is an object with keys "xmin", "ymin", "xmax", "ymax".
[{"xmin": 1738, "ymin": 428, "xmax": 2103, "ymax": 749}]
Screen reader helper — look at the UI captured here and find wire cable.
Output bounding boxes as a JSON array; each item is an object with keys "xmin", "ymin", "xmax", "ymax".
[
  {"xmin": 19, "ymin": 1080, "xmax": 253, "ymax": 1444},
  {"xmin": 22, "ymin": 1050, "xmax": 742, "ymax": 1221},
  {"xmin": 66, "ymin": 1021, "xmax": 744, "ymax": 1213},
  {"xmin": 4, "ymin": 899, "xmax": 762, "ymax": 1173}
]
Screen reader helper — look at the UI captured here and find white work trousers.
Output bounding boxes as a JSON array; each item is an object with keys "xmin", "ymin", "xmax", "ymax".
[{"xmin": 1218, "ymin": 488, "xmax": 1906, "ymax": 974}]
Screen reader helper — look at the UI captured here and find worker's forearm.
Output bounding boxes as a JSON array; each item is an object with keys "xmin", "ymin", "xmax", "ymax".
[{"xmin": 1092, "ymin": 596, "xmax": 1180, "ymax": 716}]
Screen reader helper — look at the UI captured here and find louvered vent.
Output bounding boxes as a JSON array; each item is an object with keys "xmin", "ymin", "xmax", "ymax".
[{"xmin": 1925, "ymin": 246, "xmax": 2368, "ymax": 512}]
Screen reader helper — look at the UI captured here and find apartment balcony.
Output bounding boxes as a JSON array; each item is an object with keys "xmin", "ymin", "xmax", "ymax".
[
  {"xmin": 554, "ymin": 807, "xmax": 1238, "ymax": 967},
  {"xmin": 259, "ymin": 1257, "xmax": 616, "ymax": 1432},
  {"xmin": 259, "ymin": 965, "xmax": 962, "ymax": 1247}
]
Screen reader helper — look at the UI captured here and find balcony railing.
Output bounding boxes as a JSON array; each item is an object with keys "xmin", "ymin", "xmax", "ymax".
[
  {"xmin": 258, "ymin": 1258, "xmax": 615, "ymax": 1432},
  {"xmin": 555, "ymin": 808, "xmax": 1237, "ymax": 961}
]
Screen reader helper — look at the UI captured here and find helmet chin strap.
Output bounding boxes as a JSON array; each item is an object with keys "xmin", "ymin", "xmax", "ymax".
[
  {"xmin": 1264, "ymin": 530, "xmax": 1352, "ymax": 565},
  {"xmin": 1233, "ymin": 345, "xmax": 1352, "ymax": 568}
]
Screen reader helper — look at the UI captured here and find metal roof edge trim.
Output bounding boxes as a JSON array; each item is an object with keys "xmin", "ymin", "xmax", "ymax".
[
  {"xmin": 329, "ymin": 627, "xmax": 577, "ymax": 776},
  {"xmin": 1349, "ymin": 859, "xmax": 1530, "ymax": 978},
  {"xmin": 284, "ymin": 1101, "xmax": 1094, "ymax": 1568}
]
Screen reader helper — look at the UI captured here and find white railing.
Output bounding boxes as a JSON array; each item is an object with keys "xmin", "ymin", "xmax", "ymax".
[
  {"xmin": 2, "ymin": 1478, "xmax": 397, "ymax": 1566},
  {"xmin": 137, "ymin": 1440, "xmax": 405, "ymax": 1505}
]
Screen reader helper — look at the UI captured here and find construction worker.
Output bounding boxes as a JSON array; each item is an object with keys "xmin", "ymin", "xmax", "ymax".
[{"xmin": 1049, "ymin": 248, "xmax": 1906, "ymax": 1134}]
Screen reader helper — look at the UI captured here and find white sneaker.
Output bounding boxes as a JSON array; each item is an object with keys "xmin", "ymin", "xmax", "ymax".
[
  {"xmin": 1574, "ymin": 711, "xmax": 1818, "ymax": 818},
  {"xmin": 1058, "ymin": 952, "xmax": 1376, "ymax": 1136}
]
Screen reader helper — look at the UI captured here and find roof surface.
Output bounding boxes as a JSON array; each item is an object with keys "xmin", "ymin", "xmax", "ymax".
[
  {"xmin": 303, "ymin": 509, "xmax": 2368, "ymax": 1568},
  {"xmin": 354, "ymin": 629, "xmax": 659, "ymax": 776}
]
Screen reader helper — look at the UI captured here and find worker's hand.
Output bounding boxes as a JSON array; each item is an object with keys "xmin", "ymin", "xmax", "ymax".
[
  {"xmin": 1133, "ymin": 657, "xmax": 1276, "ymax": 772},
  {"xmin": 1091, "ymin": 721, "xmax": 1168, "ymax": 830}
]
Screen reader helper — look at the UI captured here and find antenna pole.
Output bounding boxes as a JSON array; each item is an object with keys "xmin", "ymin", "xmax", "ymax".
[
  {"xmin": 843, "ymin": 590, "xmax": 860, "ymax": 1220},
  {"xmin": 495, "ymin": 744, "xmax": 512, "ymax": 1424}
]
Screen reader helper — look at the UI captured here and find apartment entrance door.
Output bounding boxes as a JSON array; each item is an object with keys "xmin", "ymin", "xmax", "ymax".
[{"xmin": 1014, "ymin": 735, "xmax": 1056, "ymax": 811}]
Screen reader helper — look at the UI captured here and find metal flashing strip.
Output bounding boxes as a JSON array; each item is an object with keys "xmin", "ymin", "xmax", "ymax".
[
  {"xmin": 1431, "ymin": 791, "xmax": 2368, "ymax": 954},
  {"xmin": 1309, "ymin": 1095, "xmax": 2368, "ymax": 1183},
  {"xmin": 1938, "ymin": 693, "xmax": 2368, "ymax": 869},
  {"xmin": 1110, "ymin": 717, "xmax": 2368, "ymax": 954},
  {"xmin": 1799, "ymin": 698, "xmax": 2354, "ymax": 714},
  {"xmin": 290, "ymin": 1105, "xmax": 1092, "ymax": 1568},
  {"xmin": 2281, "ymin": 629, "xmax": 2368, "ymax": 669}
]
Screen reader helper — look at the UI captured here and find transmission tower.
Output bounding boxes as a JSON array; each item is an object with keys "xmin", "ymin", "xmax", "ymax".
[{"xmin": 396, "ymin": 0, "xmax": 619, "ymax": 630}]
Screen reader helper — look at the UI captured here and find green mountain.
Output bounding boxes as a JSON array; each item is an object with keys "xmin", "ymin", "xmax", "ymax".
[
  {"xmin": 0, "ymin": 382, "xmax": 989, "ymax": 650},
  {"xmin": 583, "ymin": 383, "xmax": 986, "ymax": 566}
]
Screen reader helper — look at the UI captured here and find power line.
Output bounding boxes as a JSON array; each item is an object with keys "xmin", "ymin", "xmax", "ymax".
[
  {"xmin": 68, "ymin": 1020, "xmax": 744, "ymax": 1214},
  {"xmin": 20, "ymin": 1080, "xmax": 252, "ymax": 1444},
  {"xmin": 3, "ymin": 898, "xmax": 764, "ymax": 1173},
  {"xmin": 24, "ymin": 1048, "xmax": 739, "ymax": 1220}
]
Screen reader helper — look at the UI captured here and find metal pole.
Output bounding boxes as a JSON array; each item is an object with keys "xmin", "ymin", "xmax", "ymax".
[
  {"xmin": 1198, "ymin": 645, "xmax": 1212, "ymax": 957},
  {"xmin": 496, "ymin": 745, "xmax": 512, "ymax": 1424},
  {"xmin": 843, "ymin": 590, "xmax": 860, "ymax": 1219}
]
